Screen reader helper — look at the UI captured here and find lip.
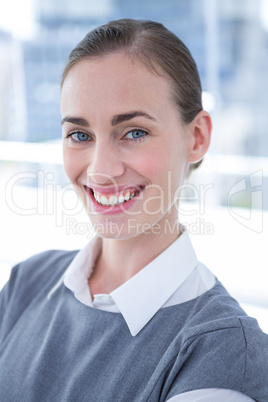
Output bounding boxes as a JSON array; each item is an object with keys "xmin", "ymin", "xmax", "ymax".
[{"xmin": 84, "ymin": 185, "xmax": 144, "ymax": 215}]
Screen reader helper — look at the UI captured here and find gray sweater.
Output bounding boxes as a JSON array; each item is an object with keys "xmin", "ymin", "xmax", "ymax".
[{"xmin": 0, "ymin": 250, "xmax": 268, "ymax": 401}]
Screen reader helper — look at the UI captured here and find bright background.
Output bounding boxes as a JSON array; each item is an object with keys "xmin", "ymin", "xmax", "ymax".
[{"xmin": 0, "ymin": 0, "xmax": 267, "ymax": 332}]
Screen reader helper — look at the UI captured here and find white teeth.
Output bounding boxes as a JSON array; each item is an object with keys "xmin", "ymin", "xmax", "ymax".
[
  {"xmin": 100, "ymin": 195, "xmax": 109, "ymax": 205},
  {"xmin": 118, "ymin": 194, "xmax": 125, "ymax": 204},
  {"xmin": 108, "ymin": 195, "xmax": 117, "ymax": 206},
  {"xmin": 93, "ymin": 189, "xmax": 140, "ymax": 206},
  {"xmin": 93, "ymin": 192, "xmax": 100, "ymax": 203}
]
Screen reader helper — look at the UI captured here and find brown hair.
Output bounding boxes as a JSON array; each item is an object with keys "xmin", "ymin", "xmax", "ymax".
[{"xmin": 61, "ymin": 18, "xmax": 204, "ymax": 171}]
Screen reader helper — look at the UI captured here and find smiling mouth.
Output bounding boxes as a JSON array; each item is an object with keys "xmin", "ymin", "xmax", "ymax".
[{"xmin": 88, "ymin": 187, "xmax": 143, "ymax": 207}]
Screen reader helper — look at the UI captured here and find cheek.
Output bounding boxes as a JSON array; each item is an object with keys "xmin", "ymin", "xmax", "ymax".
[
  {"xmin": 135, "ymin": 145, "xmax": 187, "ymax": 183},
  {"xmin": 63, "ymin": 148, "xmax": 86, "ymax": 183},
  {"xmin": 131, "ymin": 151, "xmax": 162, "ymax": 180}
]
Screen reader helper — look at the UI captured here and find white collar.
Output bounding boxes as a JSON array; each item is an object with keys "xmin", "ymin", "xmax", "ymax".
[
  {"xmin": 110, "ymin": 232, "xmax": 197, "ymax": 335},
  {"xmin": 60, "ymin": 231, "xmax": 198, "ymax": 336}
]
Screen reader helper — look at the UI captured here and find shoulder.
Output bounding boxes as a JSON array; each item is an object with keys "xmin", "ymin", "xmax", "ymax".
[
  {"xmin": 10, "ymin": 249, "xmax": 78, "ymax": 288},
  {"xmin": 0, "ymin": 249, "xmax": 78, "ymax": 320},
  {"xmin": 165, "ymin": 281, "xmax": 268, "ymax": 401},
  {"xmin": 0, "ymin": 249, "xmax": 79, "ymax": 345}
]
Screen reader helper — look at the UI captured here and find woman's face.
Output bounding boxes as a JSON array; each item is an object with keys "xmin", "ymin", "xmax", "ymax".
[{"xmin": 61, "ymin": 53, "xmax": 196, "ymax": 239}]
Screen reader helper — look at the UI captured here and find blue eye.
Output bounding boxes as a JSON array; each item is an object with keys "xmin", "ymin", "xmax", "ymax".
[
  {"xmin": 124, "ymin": 129, "xmax": 147, "ymax": 140},
  {"xmin": 71, "ymin": 132, "xmax": 90, "ymax": 142}
]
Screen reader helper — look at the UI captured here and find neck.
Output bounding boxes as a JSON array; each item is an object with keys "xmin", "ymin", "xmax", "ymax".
[{"xmin": 89, "ymin": 212, "xmax": 182, "ymax": 295}]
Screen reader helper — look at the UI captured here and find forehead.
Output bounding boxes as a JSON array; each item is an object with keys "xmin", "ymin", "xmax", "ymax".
[{"xmin": 60, "ymin": 53, "xmax": 174, "ymax": 116}]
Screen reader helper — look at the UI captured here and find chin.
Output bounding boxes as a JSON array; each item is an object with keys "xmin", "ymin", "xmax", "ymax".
[{"xmin": 91, "ymin": 216, "xmax": 165, "ymax": 241}]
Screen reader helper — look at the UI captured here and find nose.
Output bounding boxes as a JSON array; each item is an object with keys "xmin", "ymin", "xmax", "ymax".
[{"xmin": 86, "ymin": 142, "xmax": 125, "ymax": 184}]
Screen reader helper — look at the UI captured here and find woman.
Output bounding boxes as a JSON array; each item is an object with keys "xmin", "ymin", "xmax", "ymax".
[{"xmin": 0, "ymin": 19, "xmax": 267, "ymax": 401}]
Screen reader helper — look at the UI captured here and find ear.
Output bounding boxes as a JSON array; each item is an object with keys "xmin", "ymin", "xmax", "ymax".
[{"xmin": 187, "ymin": 110, "xmax": 212, "ymax": 163}]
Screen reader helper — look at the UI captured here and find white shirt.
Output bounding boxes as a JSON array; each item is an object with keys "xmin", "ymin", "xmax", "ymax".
[{"xmin": 50, "ymin": 232, "xmax": 253, "ymax": 402}]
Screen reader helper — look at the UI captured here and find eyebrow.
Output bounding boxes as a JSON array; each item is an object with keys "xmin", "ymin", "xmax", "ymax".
[
  {"xmin": 111, "ymin": 111, "xmax": 157, "ymax": 126},
  {"xmin": 61, "ymin": 117, "xmax": 89, "ymax": 127},
  {"xmin": 61, "ymin": 110, "xmax": 157, "ymax": 127}
]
